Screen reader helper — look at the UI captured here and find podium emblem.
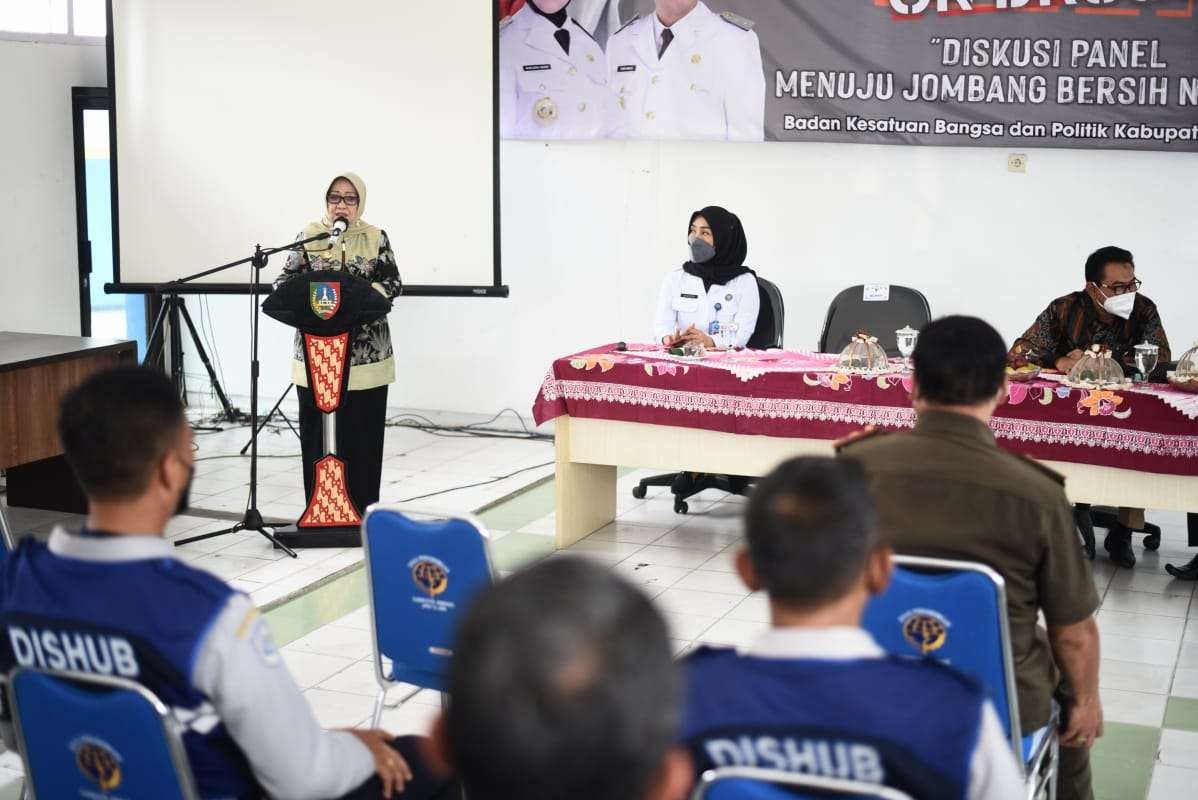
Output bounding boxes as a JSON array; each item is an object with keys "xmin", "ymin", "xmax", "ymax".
[{"xmin": 309, "ymin": 281, "xmax": 341, "ymax": 320}]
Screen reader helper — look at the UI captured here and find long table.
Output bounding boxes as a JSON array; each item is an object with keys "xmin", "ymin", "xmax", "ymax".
[{"xmin": 533, "ymin": 345, "xmax": 1198, "ymax": 548}]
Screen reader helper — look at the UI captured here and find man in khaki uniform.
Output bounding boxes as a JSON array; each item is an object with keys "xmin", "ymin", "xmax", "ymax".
[{"xmin": 840, "ymin": 315, "xmax": 1102, "ymax": 800}]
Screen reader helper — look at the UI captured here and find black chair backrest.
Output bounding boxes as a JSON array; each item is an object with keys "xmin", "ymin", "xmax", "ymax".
[
  {"xmin": 818, "ymin": 285, "xmax": 931, "ymax": 356},
  {"xmin": 747, "ymin": 276, "xmax": 785, "ymax": 350}
]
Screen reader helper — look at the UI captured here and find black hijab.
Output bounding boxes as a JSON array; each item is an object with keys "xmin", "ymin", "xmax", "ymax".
[{"xmin": 682, "ymin": 206, "xmax": 754, "ymax": 292}]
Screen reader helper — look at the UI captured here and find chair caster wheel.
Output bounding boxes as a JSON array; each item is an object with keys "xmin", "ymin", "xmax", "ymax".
[
  {"xmin": 631, "ymin": 486, "xmax": 647, "ymax": 500},
  {"xmin": 673, "ymin": 500, "xmax": 689, "ymax": 515},
  {"xmin": 1144, "ymin": 532, "xmax": 1161, "ymax": 551}
]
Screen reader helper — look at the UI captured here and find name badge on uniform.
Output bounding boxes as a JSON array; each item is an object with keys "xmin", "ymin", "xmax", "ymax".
[
  {"xmin": 523, "ymin": 64, "xmax": 552, "ymax": 71},
  {"xmin": 617, "ymin": 65, "xmax": 637, "ymax": 72},
  {"xmin": 680, "ymin": 293, "xmax": 698, "ymax": 299}
]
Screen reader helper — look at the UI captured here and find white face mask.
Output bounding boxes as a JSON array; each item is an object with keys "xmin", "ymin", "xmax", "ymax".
[{"xmin": 1094, "ymin": 283, "xmax": 1136, "ymax": 320}]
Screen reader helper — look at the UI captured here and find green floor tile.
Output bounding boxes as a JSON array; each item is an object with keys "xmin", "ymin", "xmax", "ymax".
[
  {"xmin": 263, "ymin": 566, "xmax": 368, "ymax": 647},
  {"xmin": 478, "ymin": 480, "xmax": 556, "ymax": 531},
  {"xmin": 492, "ymin": 532, "xmax": 555, "ymax": 572},
  {"xmin": 1164, "ymin": 696, "xmax": 1198, "ymax": 733},
  {"xmin": 1092, "ymin": 721, "xmax": 1159, "ymax": 800}
]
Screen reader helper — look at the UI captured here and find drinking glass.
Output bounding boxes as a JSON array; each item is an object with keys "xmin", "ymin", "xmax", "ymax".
[{"xmin": 1134, "ymin": 343, "xmax": 1159, "ymax": 381}]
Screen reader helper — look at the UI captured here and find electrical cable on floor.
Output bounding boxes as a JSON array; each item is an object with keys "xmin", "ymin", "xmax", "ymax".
[{"xmin": 394, "ymin": 461, "xmax": 554, "ymax": 504}]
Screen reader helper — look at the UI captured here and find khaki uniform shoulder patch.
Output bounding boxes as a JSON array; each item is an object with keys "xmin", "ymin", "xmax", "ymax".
[
  {"xmin": 720, "ymin": 11, "xmax": 755, "ymax": 31},
  {"xmin": 1010, "ymin": 451, "xmax": 1066, "ymax": 486},
  {"xmin": 835, "ymin": 427, "xmax": 893, "ymax": 453},
  {"xmin": 613, "ymin": 14, "xmax": 640, "ymax": 36}
]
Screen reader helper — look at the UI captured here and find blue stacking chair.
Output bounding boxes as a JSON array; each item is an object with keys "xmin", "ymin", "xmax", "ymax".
[
  {"xmin": 362, "ymin": 506, "xmax": 496, "ymax": 728},
  {"xmin": 692, "ymin": 767, "xmax": 914, "ymax": 800},
  {"xmin": 862, "ymin": 555, "xmax": 1058, "ymax": 800},
  {"xmin": 7, "ymin": 667, "xmax": 199, "ymax": 800}
]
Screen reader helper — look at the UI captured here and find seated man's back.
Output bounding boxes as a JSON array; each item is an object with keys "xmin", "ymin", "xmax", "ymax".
[
  {"xmin": 2, "ymin": 531, "xmax": 265, "ymax": 796},
  {"xmin": 683, "ymin": 637, "xmax": 1001, "ymax": 798},
  {"xmin": 681, "ymin": 457, "xmax": 1022, "ymax": 800},
  {"xmin": 840, "ymin": 316, "xmax": 1102, "ymax": 800},
  {"xmin": 0, "ymin": 367, "xmax": 437, "ymax": 800}
]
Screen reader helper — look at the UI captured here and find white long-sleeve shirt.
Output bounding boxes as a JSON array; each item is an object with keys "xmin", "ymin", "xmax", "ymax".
[{"xmin": 653, "ymin": 268, "xmax": 760, "ymax": 349}]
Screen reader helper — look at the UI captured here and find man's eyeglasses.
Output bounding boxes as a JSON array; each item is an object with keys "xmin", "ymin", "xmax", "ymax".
[
  {"xmin": 326, "ymin": 193, "xmax": 360, "ymax": 207},
  {"xmin": 1098, "ymin": 278, "xmax": 1142, "ymax": 296}
]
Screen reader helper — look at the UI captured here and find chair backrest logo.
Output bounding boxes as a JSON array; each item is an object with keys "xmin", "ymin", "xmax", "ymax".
[
  {"xmin": 409, "ymin": 556, "xmax": 450, "ymax": 598},
  {"xmin": 71, "ymin": 735, "xmax": 123, "ymax": 792},
  {"xmin": 899, "ymin": 608, "xmax": 951, "ymax": 655}
]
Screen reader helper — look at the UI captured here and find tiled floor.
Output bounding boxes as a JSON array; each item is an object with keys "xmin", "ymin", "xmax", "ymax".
[
  {"xmin": 284, "ymin": 471, "xmax": 1198, "ymax": 800},
  {"xmin": 4, "ymin": 422, "xmax": 1198, "ymax": 798}
]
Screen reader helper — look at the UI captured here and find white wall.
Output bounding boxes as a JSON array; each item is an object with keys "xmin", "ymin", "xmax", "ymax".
[
  {"xmin": 0, "ymin": 40, "xmax": 106, "ymax": 336},
  {"xmin": 183, "ymin": 139, "xmax": 1198, "ymax": 422}
]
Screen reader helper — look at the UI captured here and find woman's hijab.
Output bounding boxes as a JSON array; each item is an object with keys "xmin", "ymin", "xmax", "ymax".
[
  {"xmin": 303, "ymin": 172, "xmax": 381, "ymax": 258},
  {"xmin": 682, "ymin": 206, "xmax": 754, "ymax": 291}
]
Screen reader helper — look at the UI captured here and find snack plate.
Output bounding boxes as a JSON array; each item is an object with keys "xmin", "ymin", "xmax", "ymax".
[{"xmin": 1006, "ymin": 368, "xmax": 1041, "ymax": 383}]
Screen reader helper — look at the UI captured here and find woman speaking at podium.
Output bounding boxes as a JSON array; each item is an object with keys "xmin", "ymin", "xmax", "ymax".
[{"xmin": 274, "ymin": 172, "xmax": 401, "ymax": 514}]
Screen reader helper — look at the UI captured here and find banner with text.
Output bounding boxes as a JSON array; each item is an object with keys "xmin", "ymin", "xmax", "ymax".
[{"xmin": 498, "ymin": 0, "xmax": 1198, "ymax": 151}]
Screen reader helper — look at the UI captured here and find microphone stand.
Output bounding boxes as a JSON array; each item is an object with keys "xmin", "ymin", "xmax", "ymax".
[{"xmin": 172, "ymin": 231, "xmax": 335, "ymax": 559}]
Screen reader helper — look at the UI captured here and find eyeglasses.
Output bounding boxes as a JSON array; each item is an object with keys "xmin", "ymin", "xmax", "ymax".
[
  {"xmin": 1098, "ymin": 278, "xmax": 1142, "ymax": 296},
  {"xmin": 326, "ymin": 193, "xmax": 360, "ymax": 207}
]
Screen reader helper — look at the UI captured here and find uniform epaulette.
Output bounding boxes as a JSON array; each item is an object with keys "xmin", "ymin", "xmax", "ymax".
[
  {"xmin": 1010, "ymin": 452, "xmax": 1066, "ymax": 486},
  {"xmin": 720, "ymin": 11, "xmax": 755, "ymax": 31},
  {"xmin": 569, "ymin": 18, "xmax": 598, "ymax": 44},
  {"xmin": 834, "ymin": 427, "xmax": 892, "ymax": 453},
  {"xmin": 499, "ymin": 15, "xmax": 514, "ymax": 31},
  {"xmin": 612, "ymin": 14, "xmax": 640, "ymax": 36}
]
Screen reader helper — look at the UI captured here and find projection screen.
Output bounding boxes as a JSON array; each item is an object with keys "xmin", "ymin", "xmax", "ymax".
[{"xmin": 106, "ymin": 0, "xmax": 503, "ymax": 296}]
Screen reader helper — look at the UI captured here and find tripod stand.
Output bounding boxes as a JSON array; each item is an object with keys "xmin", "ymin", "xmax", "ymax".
[
  {"xmin": 241, "ymin": 384, "xmax": 301, "ymax": 456},
  {"xmin": 144, "ymin": 293, "xmax": 243, "ymax": 423},
  {"xmin": 168, "ymin": 233, "xmax": 335, "ymax": 558}
]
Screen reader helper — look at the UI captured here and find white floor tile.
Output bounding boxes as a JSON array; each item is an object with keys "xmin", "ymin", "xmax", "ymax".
[
  {"xmin": 1148, "ymin": 765, "xmax": 1198, "ymax": 800},
  {"xmin": 1097, "ymin": 611, "xmax": 1187, "ymax": 641},
  {"xmin": 1185, "ymin": 620, "xmax": 1198, "ymax": 644},
  {"xmin": 697, "ymin": 618, "xmax": 770, "ymax": 649},
  {"xmin": 660, "ymin": 611, "xmax": 719, "ymax": 641},
  {"xmin": 586, "ymin": 522, "xmax": 669, "ymax": 545},
  {"xmin": 654, "ymin": 588, "xmax": 744, "ymax": 618},
  {"xmin": 671, "ymin": 569, "xmax": 750, "ymax": 597},
  {"xmin": 1108, "ymin": 569, "xmax": 1197, "ymax": 596},
  {"xmin": 317, "ymin": 660, "xmax": 385, "ymax": 697},
  {"xmin": 1099, "ymin": 634, "xmax": 1182, "ymax": 667},
  {"xmin": 516, "ymin": 514, "xmax": 557, "ymax": 536},
  {"xmin": 1159, "ymin": 730, "xmax": 1198, "ymax": 770},
  {"xmin": 333, "ymin": 607, "xmax": 373, "ymax": 631},
  {"xmin": 1099, "ymin": 687, "xmax": 1167, "ymax": 727},
  {"xmin": 628, "ymin": 545, "xmax": 716, "ymax": 569},
  {"xmin": 611, "ymin": 561, "xmax": 690, "ymax": 592},
  {"xmin": 1178, "ymin": 642, "xmax": 1198, "ymax": 670},
  {"xmin": 281, "ymin": 650, "xmax": 357, "ymax": 689},
  {"xmin": 1099, "ymin": 658, "xmax": 1172, "ymax": 694},
  {"xmin": 725, "ymin": 594, "xmax": 771, "ymax": 623},
  {"xmin": 1101, "ymin": 590, "xmax": 1192, "ymax": 618},
  {"xmin": 1172, "ymin": 668, "xmax": 1198, "ymax": 699},
  {"xmin": 188, "ymin": 553, "xmax": 278, "ymax": 581},
  {"xmin": 287, "ymin": 624, "xmax": 374, "ymax": 661},
  {"xmin": 302, "ymin": 688, "xmax": 374, "ymax": 729},
  {"xmin": 563, "ymin": 539, "xmax": 646, "ymax": 564},
  {"xmin": 698, "ymin": 548, "xmax": 740, "ymax": 574},
  {"xmin": 652, "ymin": 526, "xmax": 742, "ymax": 552},
  {"xmin": 375, "ymin": 700, "xmax": 442, "ymax": 737}
]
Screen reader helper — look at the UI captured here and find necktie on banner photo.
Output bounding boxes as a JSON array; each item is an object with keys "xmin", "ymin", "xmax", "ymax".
[
  {"xmin": 658, "ymin": 28, "xmax": 674, "ymax": 59},
  {"xmin": 553, "ymin": 27, "xmax": 570, "ymax": 55}
]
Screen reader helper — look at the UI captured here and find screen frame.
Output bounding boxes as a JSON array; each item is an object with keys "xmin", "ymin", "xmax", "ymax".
[{"xmin": 102, "ymin": 0, "xmax": 507, "ymax": 298}]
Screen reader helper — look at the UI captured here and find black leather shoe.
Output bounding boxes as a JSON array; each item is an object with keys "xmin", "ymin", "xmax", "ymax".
[
  {"xmin": 1165, "ymin": 555, "xmax": 1198, "ymax": 581},
  {"xmin": 1104, "ymin": 525, "xmax": 1136, "ymax": 569}
]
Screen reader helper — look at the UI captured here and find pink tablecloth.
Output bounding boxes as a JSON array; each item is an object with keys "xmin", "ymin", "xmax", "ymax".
[{"xmin": 533, "ymin": 344, "xmax": 1198, "ymax": 477}]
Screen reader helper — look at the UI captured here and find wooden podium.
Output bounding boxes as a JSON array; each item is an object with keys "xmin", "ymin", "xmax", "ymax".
[{"xmin": 262, "ymin": 271, "xmax": 390, "ymax": 548}]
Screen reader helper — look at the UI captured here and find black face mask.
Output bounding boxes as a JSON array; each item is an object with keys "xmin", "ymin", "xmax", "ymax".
[{"xmin": 175, "ymin": 465, "xmax": 195, "ymax": 516}]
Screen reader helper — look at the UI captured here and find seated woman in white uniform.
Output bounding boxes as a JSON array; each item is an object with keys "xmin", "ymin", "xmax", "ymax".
[{"xmin": 653, "ymin": 205, "xmax": 760, "ymax": 349}]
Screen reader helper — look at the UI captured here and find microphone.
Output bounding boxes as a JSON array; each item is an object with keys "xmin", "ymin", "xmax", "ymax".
[{"xmin": 329, "ymin": 217, "xmax": 349, "ymax": 242}]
